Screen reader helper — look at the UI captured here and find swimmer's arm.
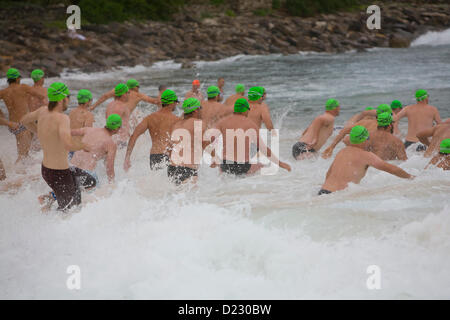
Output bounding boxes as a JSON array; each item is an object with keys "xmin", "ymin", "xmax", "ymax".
[
  {"xmin": 261, "ymin": 106, "xmax": 274, "ymax": 131},
  {"xmin": 416, "ymin": 127, "xmax": 435, "ymax": 146},
  {"xmin": 433, "ymin": 107, "xmax": 442, "ymax": 125},
  {"xmin": 105, "ymin": 141, "xmax": 117, "ymax": 183},
  {"xmin": 24, "ymin": 85, "xmax": 45, "ymax": 100},
  {"xmin": 138, "ymin": 92, "xmax": 160, "ymax": 105},
  {"xmin": 124, "ymin": 118, "xmax": 148, "ymax": 162},
  {"xmin": 393, "ymin": 107, "xmax": 407, "ymax": 122},
  {"xmin": 257, "ymin": 130, "xmax": 291, "ymax": 172},
  {"xmin": 322, "ymin": 126, "xmax": 351, "ymax": 158},
  {"xmin": 59, "ymin": 117, "xmax": 85, "ymax": 151},
  {"xmin": 368, "ymin": 153, "xmax": 412, "ymax": 179},
  {"xmin": 396, "ymin": 140, "xmax": 408, "ymax": 161},
  {"xmin": 354, "ymin": 110, "xmax": 375, "ymax": 123},
  {"xmin": 0, "ymin": 110, "xmax": 17, "ymax": 128},
  {"xmin": 20, "ymin": 107, "xmax": 42, "ymax": 133},
  {"xmin": 90, "ymin": 89, "xmax": 114, "ymax": 111}
]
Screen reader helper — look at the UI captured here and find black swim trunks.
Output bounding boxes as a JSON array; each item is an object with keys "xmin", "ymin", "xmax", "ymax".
[
  {"xmin": 149, "ymin": 154, "xmax": 169, "ymax": 170},
  {"xmin": 41, "ymin": 165, "xmax": 81, "ymax": 211},
  {"xmin": 167, "ymin": 165, "xmax": 198, "ymax": 185},
  {"xmin": 70, "ymin": 167, "xmax": 98, "ymax": 190},
  {"xmin": 9, "ymin": 123, "xmax": 27, "ymax": 136},
  {"xmin": 318, "ymin": 189, "xmax": 332, "ymax": 196},
  {"xmin": 292, "ymin": 142, "xmax": 316, "ymax": 159},
  {"xmin": 220, "ymin": 160, "xmax": 251, "ymax": 176},
  {"xmin": 404, "ymin": 140, "xmax": 427, "ymax": 152}
]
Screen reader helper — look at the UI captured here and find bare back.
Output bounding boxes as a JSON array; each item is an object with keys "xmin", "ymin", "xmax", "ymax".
[
  {"xmin": 224, "ymin": 94, "xmax": 247, "ymax": 107},
  {"xmin": 300, "ymin": 113, "xmax": 335, "ymax": 150},
  {"xmin": 69, "ymin": 107, "xmax": 94, "ymax": 129},
  {"xmin": 322, "ymin": 146, "xmax": 373, "ymax": 192},
  {"xmin": 185, "ymin": 90, "xmax": 204, "ymax": 101},
  {"xmin": 36, "ymin": 108, "xmax": 71, "ymax": 169},
  {"xmin": 216, "ymin": 114, "xmax": 259, "ymax": 163},
  {"xmin": 146, "ymin": 111, "xmax": 181, "ymax": 154},
  {"xmin": 369, "ymin": 130, "xmax": 407, "ymax": 160},
  {"xmin": 70, "ymin": 127, "xmax": 112, "ymax": 171},
  {"xmin": 28, "ymin": 85, "xmax": 47, "ymax": 112},
  {"xmin": 201, "ymin": 100, "xmax": 232, "ymax": 129},
  {"xmin": 399, "ymin": 104, "xmax": 441, "ymax": 142},
  {"xmin": 170, "ymin": 118, "xmax": 205, "ymax": 169},
  {"xmin": 0, "ymin": 84, "xmax": 32, "ymax": 122}
]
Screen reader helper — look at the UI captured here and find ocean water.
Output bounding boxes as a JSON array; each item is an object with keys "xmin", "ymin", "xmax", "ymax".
[{"xmin": 0, "ymin": 29, "xmax": 449, "ymax": 299}]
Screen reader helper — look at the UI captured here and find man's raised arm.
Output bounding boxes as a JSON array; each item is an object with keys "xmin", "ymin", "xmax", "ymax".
[
  {"xmin": 89, "ymin": 89, "xmax": 114, "ymax": 111},
  {"xmin": 124, "ymin": 118, "xmax": 148, "ymax": 171},
  {"xmin": 321, "ymin": 125, "xmax": 351, "ymax": 159},
  {"xmin": 105, "ymin": 141, "xmax": 117, "ymax": 183},
  {"xmin": 368, "ymin": 153, "xmax": 413, "ymax": 179},
  {"xmin": 138, "ymin": 92, "xmax": 160, "ymax": 106}
]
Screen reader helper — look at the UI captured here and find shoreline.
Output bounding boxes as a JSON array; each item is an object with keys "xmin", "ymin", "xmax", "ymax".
[{"xmin": 0, "ymin": 1, "xmax": 449, "ymax": 77}]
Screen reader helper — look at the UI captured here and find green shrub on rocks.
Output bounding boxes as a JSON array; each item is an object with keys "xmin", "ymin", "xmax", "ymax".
[{"xmin": 285, "ymin": 0, "xmax": 360, "ymax": 17}]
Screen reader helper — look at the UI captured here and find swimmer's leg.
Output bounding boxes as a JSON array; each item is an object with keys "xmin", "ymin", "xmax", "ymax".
[
  {"xmin": 247, "ymin": 163, "xmax": 264, "ymax": 175},
  {"xmin": 15, "ymin": 130, "xmax": 32, "ymax": 163},
  {"xmin": 0, "ymin": 159, "xmax": 5, "ymax": 181},
  {"xmin": 38, "ymin": 192, "xmax": 56, "ymax": 212}
]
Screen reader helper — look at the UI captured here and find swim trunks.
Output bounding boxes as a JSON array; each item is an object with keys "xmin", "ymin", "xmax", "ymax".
[
  {"xmin": 70, "ymin": 167, "xmax": 98, "ymax": 190},
  {"xmin": 167, "ymin": 165, "xmax": 198, "ymax": 185},
  {"xmin": 220, "ymin": 160, "xmax": 251, "ymax": 176},
  {"xmin": 318, "ymin": 189, "xmax": 332, "ymax": 195},
  {"xmin": 8, "ymin": 123, "xmax": 27, "ymax": 136},
  {"xmin": 41, "ymin": 165, "xmax": 81, "ymax": 211},
  {"xmin": 292, "ymin": 142, "xmax": 316, "ymax": 159},
  {"xmin": 404, "ymin": 140, "xmax": 427, "ymax": 152},
  {"xmin": 149, "ymin": 154, "xmax": 169, "ymax": 170},
  {"xmin": 117, "ymin": 141, "xmax": 127, "ymax": 149}
]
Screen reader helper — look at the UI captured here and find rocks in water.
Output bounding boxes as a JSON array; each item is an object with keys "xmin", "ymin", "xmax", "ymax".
[
  {"xmin": 0, "ymin": 1, "xmax": 449, "ymax": 76},
  {"xmin": 389, "ymin": 29, "xmax": 414, "ymax": 48}
]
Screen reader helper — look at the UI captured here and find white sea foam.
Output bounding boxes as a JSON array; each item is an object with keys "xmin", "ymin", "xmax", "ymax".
[{"xmin": 411, "ymin": 28, "xmax": 450, "ymax": 47}]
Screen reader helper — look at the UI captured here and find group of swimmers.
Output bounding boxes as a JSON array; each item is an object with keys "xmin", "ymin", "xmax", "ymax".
[{"xmin": 0, "ymin": 67, "xmax": 448, "ymax": 212}]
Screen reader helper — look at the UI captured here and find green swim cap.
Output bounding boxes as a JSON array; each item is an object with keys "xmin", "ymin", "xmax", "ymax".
[
  {"xmin": 115, "ymin": 83, "xmax": 129, "ymax": 97},
  {"xmin": 48, "ymin": 82, "xmax": 70, "ymax": 102},
  {"xmin": 416, "ymin": 89, "xmax": 428, "ymax": 101},
  {"xmin": 440, "ymin": 139, "xmax": 450, "ymax": 154},
  {"xmin": 326, "ymin": 98, "xmax": 339, "ymax": 111},
  {"xmin": 235, "ymin": 84, "xmax": 245, "ymax": 93},
  {"xmin": 6, "ymin": 68, "xmax": 20, "ymax": 80},
  {"xmin": 391, "ymin": 100, "xmax": 402, "ymax": 109},
  {"xmin": 234, "ymin": 98, "xmax": 250, "ymax": 113},
  {"xmin": 365, "ymin": 106, "xmax": 375, "ymax": 110},
  {"xmin": 350, "ymin": 125, "xmax": 369, "ymax": 144},
  {"xmin": 207, "ymin": 86, "xmax": 220, "ymax": 98},
  {"xmin": 248, "ymin": 86, "xmax": 264, "ymax": 101},
  {"xmin": 161, "ymin": 89, "xmax": 178, "ymax": 105},
  {"xmin": 77, "ymin": 89, "xmax": 93, "ymax": 104},
  {"xmin": 182, "ymin": 97, "xmax": 201, "ymax": 114},
  {"xmin": 126, "ymin": 78, "xmax": 140, "ymax": 89},
  {"xmin": 377, "ymin": 112, "xmax": 393, "ymax": 127},
  {"xmin": 376, "ymin": 104, "xmax": 392, "ymax": 115},
  {"xmin": 31, "ymin": 69, "xmax": 44, "ymax": 82},
  {"xmin": 106, "ymin": 114, "xmax": 122, "ymax": 130}
]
